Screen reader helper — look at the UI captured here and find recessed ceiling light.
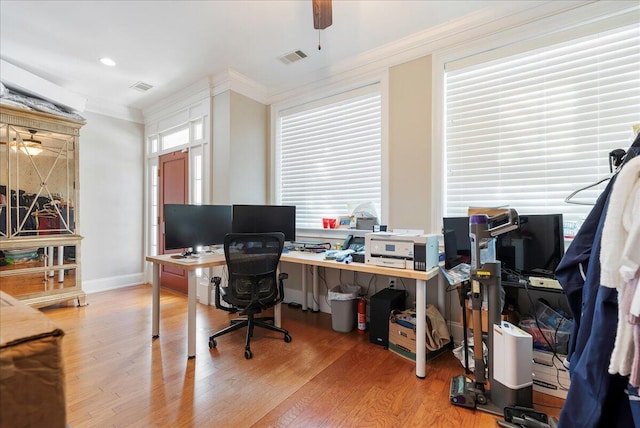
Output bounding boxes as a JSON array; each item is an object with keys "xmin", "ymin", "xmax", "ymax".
[{"xmin": 100, "ymin": 57, "xmax": 116, "ymax": 67}]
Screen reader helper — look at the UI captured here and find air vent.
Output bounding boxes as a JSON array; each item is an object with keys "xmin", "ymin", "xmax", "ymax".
[
  {"xmin": 130, "ymin": 81, "xmax": 153, "ymax": 92},
  {"xmin": 278, "ymin": 50, "xmax": 308, "ymax": 65}
]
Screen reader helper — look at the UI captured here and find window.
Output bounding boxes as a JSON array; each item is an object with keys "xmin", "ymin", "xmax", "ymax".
[
  {"xmin": 445, "ymin": 24, "xmax": 640, "ymax": 234},
  {"xmin": 161, "ymin": 126, "xmax": 189, "ymax": 151},
  {"xmin": 277, "ymin": 85, "xmax": 382, "ymax": 229}
]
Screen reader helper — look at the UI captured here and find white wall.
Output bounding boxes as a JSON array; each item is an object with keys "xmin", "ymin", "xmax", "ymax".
[
  {"xmin": 79, "ymin": 111, "xmax": 145, "ymax": 292},
  {"xmin": 211, "ymin": 91, "xmax": 231, "ymax": 204},
  {"xmin": 211, "ymin": 90, "xmax": 268, "ymax": 205},
  {"xmin": 229, "ymin": 91, "xmax": 268, "ymax": 204}
]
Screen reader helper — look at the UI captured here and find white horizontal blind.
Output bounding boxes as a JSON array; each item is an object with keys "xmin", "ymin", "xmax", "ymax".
[
  {"xmin": 445, "ymin": 24, "xmax": 640, "ymax": 231},
  {"xmin": 279, "ymin": 88, "xmax": 381, "ymax": 229}
]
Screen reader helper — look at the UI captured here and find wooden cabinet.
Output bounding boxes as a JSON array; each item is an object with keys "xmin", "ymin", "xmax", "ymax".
[{"xmin": 0, "ymin": 104, "xmax": 85, "ymax": 307}]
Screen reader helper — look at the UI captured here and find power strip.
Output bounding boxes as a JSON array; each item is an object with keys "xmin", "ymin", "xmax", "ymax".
[{"xmin": 528, "ymin": 276, "xmax": 562, "ymax": 290}]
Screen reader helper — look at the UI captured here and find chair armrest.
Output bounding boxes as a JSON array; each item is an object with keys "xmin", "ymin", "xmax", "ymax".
[
  {"xmin": 276, "ymin": 272, "xmax": 288, "ymax": 305},
  {"xmin": 213, "ymin": 277, "xmax": 237, "ymax": 313}
]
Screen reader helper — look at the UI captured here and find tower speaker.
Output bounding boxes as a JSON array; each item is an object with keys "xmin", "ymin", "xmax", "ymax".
[{"xmin": 369, "ymin": 288, "xmax": 406, "ymax": 347}]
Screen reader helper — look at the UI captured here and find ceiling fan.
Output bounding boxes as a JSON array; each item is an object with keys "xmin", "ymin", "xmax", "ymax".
[{"xmin": 312, "ymin": 0, "xmax": 332, "ymax": 50}]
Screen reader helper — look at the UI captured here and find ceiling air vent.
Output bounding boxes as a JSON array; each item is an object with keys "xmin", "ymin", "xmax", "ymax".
[
  {"xmin": 130, "ymin": 81, "xmax": 153, "ymax": 92},
  {"xmin": 278, "ymin": 50, "xmax": 308, "ymax": 65}
]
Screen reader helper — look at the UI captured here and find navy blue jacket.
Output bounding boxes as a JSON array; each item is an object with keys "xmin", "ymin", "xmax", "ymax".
[{"xmin": 556, "ymin": 138, "xmax": 640, "ymax": 428}]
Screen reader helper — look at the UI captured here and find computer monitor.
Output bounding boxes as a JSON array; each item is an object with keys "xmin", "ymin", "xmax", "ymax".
[
  {"xmin": 232, "ymin": 205, "xmax": 296, "ymax": 242},
  {"xmin": 442, "ymin": 217, "xmax": 471, "ymax": 269},
  {"xmin": 442, "ymin": 214, "xmax": 564, "ymax": 278},
  {"xmin": 164, "ymin": 204, "xmax": 232, "ymax": 252},
  {"xmin": 497, "ymin": 214, "xmax": 565, "ymax": 278}
]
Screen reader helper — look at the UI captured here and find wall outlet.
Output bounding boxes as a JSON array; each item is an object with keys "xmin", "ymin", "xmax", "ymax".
[{"xmin": 388, "ymin": 277, "xmax": 396, "ymax": 288}]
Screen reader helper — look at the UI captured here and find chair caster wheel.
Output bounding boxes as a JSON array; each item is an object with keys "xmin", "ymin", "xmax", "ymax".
[
  {"xmin": 209, "ymin": 338, "xmax": 217, "ymax": 349},
  {"xmin": 284, "ymin": 333, "xmax": 292, "ymax": 343},
  {"xmin": 244, "ymin": 348, "xmax": 253, "ymax": 359}
]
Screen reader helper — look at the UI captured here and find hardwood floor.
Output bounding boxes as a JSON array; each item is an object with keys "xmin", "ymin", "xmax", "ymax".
[{"xmin": 40, "ymin": 285, "xmax": 564, "ymax": 427}]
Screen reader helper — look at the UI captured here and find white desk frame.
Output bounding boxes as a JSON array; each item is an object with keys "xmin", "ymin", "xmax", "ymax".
[
  {"xmin": 147, "ymin": 253, "xmax": 228, "ymax": 359},
  {"xmin": 280, "ymin": 252, "xmax": 440, "ymax": 378},
  {"xmin": 146, "ymin": 252, "xmax": 439, "ymax": 378}
]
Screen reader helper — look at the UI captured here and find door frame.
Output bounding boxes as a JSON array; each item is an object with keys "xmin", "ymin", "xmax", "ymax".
[{"xmin": 144, "ymin": 114, "xmax": 210, "ymax": 286}]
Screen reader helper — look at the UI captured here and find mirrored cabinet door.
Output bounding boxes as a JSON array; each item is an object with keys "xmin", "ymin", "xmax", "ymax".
[
  {"xmin": 0, "ymin": 105, "xmax": 85, "ymax": 308},
  {"xmin": 1, "ymin": 122, "xmax": 76, "ymax": 237}
]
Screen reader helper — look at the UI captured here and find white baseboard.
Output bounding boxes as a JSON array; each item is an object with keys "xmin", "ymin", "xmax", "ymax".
[
  {"xmin": 83, "ymin": 272, "xmax": 145, "ymax": 294},
  {"xmin": 284, "ymin": 287, "xmax": 331, "ymax": 314}
]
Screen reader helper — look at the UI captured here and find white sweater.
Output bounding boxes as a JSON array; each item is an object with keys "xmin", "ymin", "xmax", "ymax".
[{"xmin": 600, "ymin": 155, "xmax": 640, "ymax": 376}]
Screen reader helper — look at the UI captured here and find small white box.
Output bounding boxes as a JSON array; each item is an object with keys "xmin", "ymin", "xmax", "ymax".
[{"xmin": 532, "ymin": 350, "xmax": 570, "ymax": 399}]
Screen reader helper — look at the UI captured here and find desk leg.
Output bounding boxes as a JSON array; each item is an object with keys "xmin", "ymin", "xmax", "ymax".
[
  {"xmin": 416, "ymin": 278, "xmax": 426, "ymax": 379},
  {"xmin": 301, "ymin": 266, "xmax": 308, "ymax": 311},
  {"xmin": 187, "ymin": 270, "xmax": 197, "ymax": 359},
  {"xmin": 152, "ymin": 263, "xmax": 160, "ymax": 338},
  {"xmin": 437, "ymin": 276, "xmax": 446, "ymax": 316},
  {"xmin": 312, "ymin": 266, "xmax": 319, "ymax": 312},
  {"xmin": 275, "ymin": 303, "xmax": 282, "ymax": 328}
]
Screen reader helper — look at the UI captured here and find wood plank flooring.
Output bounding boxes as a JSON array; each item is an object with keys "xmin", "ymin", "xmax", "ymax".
[{"xmin": 40, "ymin": 285, "xmax": 564, "ymax": 427}]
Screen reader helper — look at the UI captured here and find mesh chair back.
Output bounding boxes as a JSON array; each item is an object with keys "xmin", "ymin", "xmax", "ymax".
[{"xmin": 223, "ymin": 232, "xmax": 285, "ymax": 308}]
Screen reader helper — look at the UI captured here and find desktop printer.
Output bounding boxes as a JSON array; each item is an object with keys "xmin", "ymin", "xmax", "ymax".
[{"xmin": 365, "ymin": 232, "xmax": 438, "ymax": 270}]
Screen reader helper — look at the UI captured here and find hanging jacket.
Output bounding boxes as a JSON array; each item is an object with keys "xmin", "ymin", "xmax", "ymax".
[{"xmin": 556, "ymin": 136, "xmax": 640, "ymax": 428}]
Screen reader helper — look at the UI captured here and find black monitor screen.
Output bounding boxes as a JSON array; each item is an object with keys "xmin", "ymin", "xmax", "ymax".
[
  {"xmin": 164, "ymin": 204, "xmax": 232, "ymax": 251},
  {"xmin": 497, "ymin": 214, "xmax": 564, "ymax": 278},
  {"xmin": 232, "ymin": 205, "xmax": 296, "ymax": 241},
  {"xmin": 443, "ymin": 217, "xmax": 471, "ymax": 269},
  {"xmin": 442, "ymin": 214, "xmax": 564, "ymax": 277}
]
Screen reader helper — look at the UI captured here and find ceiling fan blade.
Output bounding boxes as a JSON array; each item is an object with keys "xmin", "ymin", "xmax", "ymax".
[{"xmin": 313, "ymin": 0, "xmax": 332, "ymax": 30}]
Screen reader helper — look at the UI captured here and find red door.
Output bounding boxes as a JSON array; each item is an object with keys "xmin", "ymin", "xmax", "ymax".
[{"xmin": 159, "ymin": 150, "xmax": 189, "ymax": 294}]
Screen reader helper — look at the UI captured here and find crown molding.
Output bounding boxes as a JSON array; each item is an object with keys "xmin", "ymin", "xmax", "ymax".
[
  {"xmin": 141, "ymin": 78, "xmax": 212, "ymax": 124},
  {"xmin": 85, "ymin": 99, "xmax": 144, "ymax": 124},
  {"xmin": 266, "ymin": 0, "xmax": 615, "ymax": 105},
  {"xmin": 211, "ymin": 69, "xmax": 268, "ymax": 104}
]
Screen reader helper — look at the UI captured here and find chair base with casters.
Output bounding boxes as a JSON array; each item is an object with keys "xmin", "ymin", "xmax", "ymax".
[{"xmin": 209, "ymin": 272, "xmax": 292, "ymax": 359}]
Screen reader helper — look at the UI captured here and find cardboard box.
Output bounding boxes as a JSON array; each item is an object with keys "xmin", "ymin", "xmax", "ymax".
[
  {"xmin": 532, "ymin": 349, "xmax": 570, "ymax": 399},
  {"xmin": 463, "ymin": 300, "xmax": 518, "ymax": 333},
  {"xmin": 0, "ymin": 291, "xmax": 66, "ymax": 427},
  {"xmin": 388, "ymin": 307, "xmax": 450, "ymax": 361}
]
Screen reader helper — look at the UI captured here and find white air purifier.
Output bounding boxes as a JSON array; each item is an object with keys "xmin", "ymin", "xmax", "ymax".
[{"xmin": 492, "ymin": 321, "xmax": 533, "ymax": 410}]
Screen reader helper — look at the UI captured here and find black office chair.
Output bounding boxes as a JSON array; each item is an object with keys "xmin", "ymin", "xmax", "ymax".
[{"xmin": 208, "ymin": 232, "xmax": 292, "ymax": 359}]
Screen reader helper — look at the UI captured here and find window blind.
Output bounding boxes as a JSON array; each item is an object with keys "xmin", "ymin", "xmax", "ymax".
[
  {"xmin": 445, "ymin": 24, "xmax": 640, "ymax": 232},
  {"xmin": 278, "ymin": 88, "xmax": 382, "ymax": 229}
]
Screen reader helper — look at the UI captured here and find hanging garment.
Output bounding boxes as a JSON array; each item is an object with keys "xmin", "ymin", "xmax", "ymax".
[
  {"xmin": 556, "ymin": 137, "xmax": 640, "ymax": 428},
  {"xmin": 601, "ymin": 156, "xmax": 640, "ymax": 378}
]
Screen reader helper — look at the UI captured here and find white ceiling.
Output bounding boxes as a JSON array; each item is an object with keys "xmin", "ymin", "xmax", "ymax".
[{"xmin": 0, "ymin": 1, "xmax": 578, "ymax": 114}]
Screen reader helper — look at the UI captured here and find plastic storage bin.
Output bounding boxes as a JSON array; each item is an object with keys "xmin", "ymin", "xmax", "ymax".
[
  {"xmin": 328, "ymin": 284, "xmax": 361, "ymax": 332},
  {"xmin": 519, "ymin": 319, "xmax": 570, "ymax": 354}
]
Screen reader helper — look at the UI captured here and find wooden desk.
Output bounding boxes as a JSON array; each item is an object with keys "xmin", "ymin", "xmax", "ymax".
[{"xmin": 146, "ymin": 251, "xmax": 440, "ymax": 378}]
